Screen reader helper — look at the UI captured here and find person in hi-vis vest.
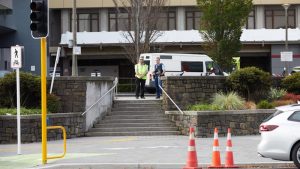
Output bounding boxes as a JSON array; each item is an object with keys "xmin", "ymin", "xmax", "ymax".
[{"xmin": 135, "ymin": 57, "xmax": 148, "ymax": 99}]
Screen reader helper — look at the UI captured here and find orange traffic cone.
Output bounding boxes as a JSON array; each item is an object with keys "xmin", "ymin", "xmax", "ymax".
[
  {"xmin": 183, "ymin": 127, "xmax": 201, "ymax": 169},
  {"xmin": 208, "ymin": 128, "xmax": 223, "ymax": 168},
  {"xmin": 225, "ymin": 128, "xmax": 238, "ymax": 168}
]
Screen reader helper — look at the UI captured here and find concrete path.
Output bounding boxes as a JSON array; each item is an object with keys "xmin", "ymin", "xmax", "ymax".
[{"xmin": 0, "ymin": 135, "xmax": 294, "ymax": 169}]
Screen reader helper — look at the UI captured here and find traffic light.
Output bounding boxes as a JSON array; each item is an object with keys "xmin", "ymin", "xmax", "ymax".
[{"xmin": 30, "ymin": 0, "xmax": 48, "ymax": 38}]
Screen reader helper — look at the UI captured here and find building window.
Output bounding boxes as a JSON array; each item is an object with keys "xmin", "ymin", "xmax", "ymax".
[
  {"xmin": 265, "ymin": 8, "xmax": 295, "ymax": 29},
  {"xmin": 246, "ymin": 10, "xmax": 255, "ymax": 29},
  {"xmin": 186, "ymin": 11, "xmax": 202, "ymax": 30},
  {"xmin": 108, "ymin": 10, "xmax": 130, "ymax": 31},
  {"xmin": 77, "ymin": 13, "xmax": 99, "ymax": 32},
  {"xmin": 157, "ymin": 11, "xmax": 176, "ymax": 30}
]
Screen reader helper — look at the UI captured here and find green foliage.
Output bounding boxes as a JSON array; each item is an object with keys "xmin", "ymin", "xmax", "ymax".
[
  {"xmin": 197, "ymin": 0, "xmax": 253, "ymax": 71},
  {"xmin": 268, "ymin": 87, "xmax": 287, "ymax": 101},
  {"xmin": 227, "ymin": 67, "xmax": 271, "ymax": 101},
  {"xmin": 188, "ymin": 104, "xmax": 219, "ymax": 111},
  {"xmin": 282, "ymin": 72, "xmax": 300, "ymax": 94},
  {"xmin": 47, "ymin": 94, "xmax": 61, "ymax": 113},
  {"xmin": 257, "ymin": 100, "xmax": 274, "ymax": 109},
  {"xmin": 0, "ymin": 108, "xmax": 41, "ymax": 115},
  {"xmin": 0, "ymin": 72, "xmax": 40, "ymax": 108},
  {"xmin": 212, "ymin": 92, "xmax": 245, "ymax": 110}
]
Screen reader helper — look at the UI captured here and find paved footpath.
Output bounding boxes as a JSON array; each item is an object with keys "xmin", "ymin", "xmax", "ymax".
[{"xmin": 0, "ymin": 135, "xmax": 295, "ymax": 169}]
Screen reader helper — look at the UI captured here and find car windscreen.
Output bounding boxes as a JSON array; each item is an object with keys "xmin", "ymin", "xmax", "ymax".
[{"xmin": 263, "ymin": 110, "xmax": 284, "ymax": 122}]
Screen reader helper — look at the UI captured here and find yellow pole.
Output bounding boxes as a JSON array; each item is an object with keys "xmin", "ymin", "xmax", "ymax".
[{"xmin": 41, "ymin": 37, "xmax": 47, "ymax": 164}]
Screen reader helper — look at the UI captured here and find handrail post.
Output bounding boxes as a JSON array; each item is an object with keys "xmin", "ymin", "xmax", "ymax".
[{"xmin": 46, "ymin": 126, "xmax": 67, "ymax": 160}]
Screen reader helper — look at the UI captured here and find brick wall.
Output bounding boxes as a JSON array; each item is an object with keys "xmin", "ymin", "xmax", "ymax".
[
  {"xmin": 166, "ymin": 109, "xmax": 275, "ymax": 137},
  {"xmin": 162, "ymin": 76, "xmax": 227, "ymax": 111},
  {"xmin": 0, "ymin": 113, "xmax": 85, "ymax": 144}
]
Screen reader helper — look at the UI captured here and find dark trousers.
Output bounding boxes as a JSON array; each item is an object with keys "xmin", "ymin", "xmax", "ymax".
[
  {"xmin": 154, "ymin": 76, "xmax": 162, "ymax": 97},
  {"xmin": 135, "ymin": 78, "xmax": 146, "ymax": 97}
]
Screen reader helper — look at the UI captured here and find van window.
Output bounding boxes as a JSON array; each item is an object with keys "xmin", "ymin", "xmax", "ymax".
[
  {"xmin": 205, "ymin": 61, "xmax": 223, "ymax": 75},
  {"xmin": 144, "ymin": 60, "xmax": 150, "ymax": 70},
  {"xmin": 145, "ymin": 56, "xmax": 150, "ymax": 59},
  {"xmin": 181, "ymin": 62, "xmax": 203, "ymax": 72},
  {"xmin": 160, "ymin": 55, "xmax": 172, "ymax": 59}
]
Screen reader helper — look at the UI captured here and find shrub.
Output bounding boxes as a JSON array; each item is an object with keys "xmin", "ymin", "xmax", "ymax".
[
  {"xmin": 188, "ymin": 104, "xmax": 219, "ymax": 111},
  {"xmin": 280, "ymin": 93, "xmax": 300, "ymax": 103},
  {"xmin": 47, "ymin": 94, "xmax": 61, "ymax": 113},
  {"xmin": 268, "ymin": 87, "xmax": 287, "ymax": 101},
  {"xmin": 282, "ymin": 72, "xmax": 300, "ymax": 94},
  {"xmin": 244, "ymin": 101, "xmax": 256, "ymax": 110},
  {"xmin": 257, "ymin": 100, "xmax": 274, "ymax": 109},
  {"xmin": 227, "ymin": 67, "xmax": 271, "ymax": 101},
  {"xmin": 0, "ymin": 72, "xmax": 40, "ymax": 108},
  {"xmin": 212, "ymin": 92, "xmax": 245, "ymax": 110},
  {"xmin": 0, "ymin": 108, "xmax": 41, "ymax": 115},
  {"xmin": 272, "ymin": 100, "xmax": 294, "ymax": 107}
]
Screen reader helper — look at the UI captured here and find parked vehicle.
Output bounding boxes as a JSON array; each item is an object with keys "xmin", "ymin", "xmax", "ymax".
[
  {"xmin": 291, "ymin": 66, "xmax": 300, "ymax": 74},
  {"xmin": 0, "ymin": 70, "xmax": 10, "ymax": 78},
  {"xmin": 140, "ymin": 53, "xmax": 226, "ymax": 92},
  {"xmin": 257, "ymin": 104, "xmax": 300, "ymax": 168}
]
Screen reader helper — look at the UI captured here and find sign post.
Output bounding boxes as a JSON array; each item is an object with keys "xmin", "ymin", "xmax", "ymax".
[
  {"xmin": 281, "ymin": 51, "xmax": 293, "ymax": 75},
  {"xmin": 11, "ymin": 45, "xmax": 22, "ymax": 155}
]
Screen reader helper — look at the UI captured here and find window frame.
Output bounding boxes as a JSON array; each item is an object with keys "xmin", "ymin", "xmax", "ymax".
[
  {"xmin": 265, "ymin": 8, "xmax": 295, "ymax": 29},
  {"xmin": 185, "ymin": 11, "xmax": 202, "ymax": 30}
]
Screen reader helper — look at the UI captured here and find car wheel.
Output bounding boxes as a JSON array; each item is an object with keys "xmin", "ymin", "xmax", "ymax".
[{"xmin": 292, "ymin": 142, "xmax": 300, "ymax": 168}]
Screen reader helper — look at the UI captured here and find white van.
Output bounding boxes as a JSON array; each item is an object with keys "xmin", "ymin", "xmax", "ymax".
[{"xmin": 140, "ymin": 53, "xmax": 225, "ymax": 77}]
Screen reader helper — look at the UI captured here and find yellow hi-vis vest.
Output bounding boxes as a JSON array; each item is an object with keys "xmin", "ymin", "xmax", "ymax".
[{"xmin": 135, "ymin": 64, "xmax": 148, "ymax": 80}]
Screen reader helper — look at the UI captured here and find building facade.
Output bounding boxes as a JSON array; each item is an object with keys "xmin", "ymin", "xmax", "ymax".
[
  {"xmin": 1, "ymin": 0, "xmax": 300, "ymax": 77},
  {"xmin": 0, "ymin": 0, "xmax": 41, "ymax": 74}
]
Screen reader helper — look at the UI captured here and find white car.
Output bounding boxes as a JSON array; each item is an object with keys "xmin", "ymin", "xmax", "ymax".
[{"xmin": 257, "ymin": 104, "xmax": 300, "ymax": 168}]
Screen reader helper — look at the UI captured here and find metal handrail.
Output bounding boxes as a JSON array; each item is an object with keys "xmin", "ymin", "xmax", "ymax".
[
  {"xmin": 159, "ymin": 85, "xmax": 184, "ymax": 115},
  {"xmin": 81, "ymin": 77, "xmax": 118, "ymax": 116},
  {"xmin": 46, "ymin": 126, "xmax": 66, "ymax": 160}
]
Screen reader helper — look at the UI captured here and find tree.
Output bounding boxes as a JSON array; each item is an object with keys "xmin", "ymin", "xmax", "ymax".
[
  {"xmin": 197, "ymin": 0, "xmax": 253, "ymax": 71},
  {"xmin": 113, "ymin": 0, "xmax": 166, "ymax": 64}
]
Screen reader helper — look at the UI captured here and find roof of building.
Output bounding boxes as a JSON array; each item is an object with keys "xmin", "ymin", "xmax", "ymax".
[{"xmin": 60, "ymin": 28, "xmax": 300, "ymax": 46}]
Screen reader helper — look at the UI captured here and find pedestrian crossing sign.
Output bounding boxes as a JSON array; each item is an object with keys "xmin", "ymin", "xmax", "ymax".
[{"xmin": 11, "ymin": 46, "xmax": 22, "ymax": 69}]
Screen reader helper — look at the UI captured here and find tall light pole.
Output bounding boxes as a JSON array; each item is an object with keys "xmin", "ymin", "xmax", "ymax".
[
  {"xmin": 72, "ymin": 0, "xmax": 78, "ymax": 76},
  {"xmin": 282, "ymin": 3, "xmax": 290, "ymax": 76}
]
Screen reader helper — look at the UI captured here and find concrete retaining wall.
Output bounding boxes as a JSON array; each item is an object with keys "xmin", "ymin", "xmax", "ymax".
[{"xmin": 166, "ymin": 109, "xmax": 275, "ymax": 137}]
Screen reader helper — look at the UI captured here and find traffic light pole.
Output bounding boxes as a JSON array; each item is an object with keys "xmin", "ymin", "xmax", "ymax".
[{"xmin": 41, "ymin": 37, "xmax": 47, "ymax": 164}]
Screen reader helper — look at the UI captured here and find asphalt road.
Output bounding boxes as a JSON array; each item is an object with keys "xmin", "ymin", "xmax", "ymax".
[{"xmin": 0, "ymin": 135, "xmax": 296, "ymax": 169}]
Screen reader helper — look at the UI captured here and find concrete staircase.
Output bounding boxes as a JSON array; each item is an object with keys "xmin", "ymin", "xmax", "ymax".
[{"xmin": 86, "ymin": 99, "xmax": 179, "ymax": 136}]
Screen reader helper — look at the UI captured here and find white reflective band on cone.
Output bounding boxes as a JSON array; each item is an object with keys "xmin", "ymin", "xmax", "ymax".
[
  {"xmin": 212, "ymin": 146, "xmax": 219, "ymax": 151},
  {"xmin": 214, "ymin": 133, "xmax": 218, "ymax": 139},
  {"xmin": 227, "ymin": 133, "xmax": 231, "ymax": 140},
  {"xmin": 226, "ymin": 146, "xmax": 232, "ymax": 152},
  {"xmin": 188, "ymin": 146, "xmax": 196, "ymax": 151},
  {"xmin": 189, "ymin": 133, "xmax": 195, "ymax": 140}
]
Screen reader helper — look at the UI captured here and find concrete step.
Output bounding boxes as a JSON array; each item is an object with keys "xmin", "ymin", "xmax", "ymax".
[
  {"xmin": 95, "ymin": 123, "xmax": 175, "ymax": 128},
  {"xmin": 109, "ymin": 111, "xmax": 163, "ymax": 116},
  {"xmin": 89, "ymin": 127, "xmax": 178, "ymax": 132},
  {"xmin": 86, "ymin": 131, "xmax": 180, "ymax": 136},
  {"xmin": 113, "ymin": 103, "xmax": 161, "ymax": 108},
  {"xmin": 100, "ymin": 119, "xmax": 171, "ymax": 124},
  {"xmin": 112, "ymin": 107, "xmax": 161, "ymax": 112},
  {"xmin": 105, "ymin": 115, "xmax": 166, "ymax": 120},
  {"xmin": 113, "ymin": 100, "xmax": 161, "ymax": 104}
]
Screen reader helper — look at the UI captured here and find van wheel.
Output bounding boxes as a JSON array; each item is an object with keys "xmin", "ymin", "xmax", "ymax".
[{"xmin": 292, "ymin": 142, "xmax": 300, "ymax": 168}]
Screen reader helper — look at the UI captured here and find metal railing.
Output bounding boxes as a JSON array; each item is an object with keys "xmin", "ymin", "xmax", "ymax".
[
  {"xmin": 46, "ymin": 126, "xmax": 66, "ymax": 160},
  {"xmin": 81, "ymin": 77, "xmax": 118, "ymax": 116},
  {"xmin": 159, "ymin": 85, "xmax": 184, "ymax": 115}
]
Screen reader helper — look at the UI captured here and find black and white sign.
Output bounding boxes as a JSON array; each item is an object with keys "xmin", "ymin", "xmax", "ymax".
[
  {"xmin": 11, "ymin": 46, "xmax": 22, "ymax": 69},
  {"xmin": 281, "ymin": 51, "xmax": 293, "ymax": 62}
]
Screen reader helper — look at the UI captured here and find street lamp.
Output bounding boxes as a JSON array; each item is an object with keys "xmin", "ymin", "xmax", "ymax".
[{"xmin": 282, "ymin": 3, "xmax": 290, "ymax": 76}]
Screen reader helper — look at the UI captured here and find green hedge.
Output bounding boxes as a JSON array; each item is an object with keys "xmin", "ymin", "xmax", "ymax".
[
  {"xmin": 282, "ymin": 72, "xmax": 300, "ymax": 94},
  {"xmin": 227, "ymin": 67, "xmax": 271, "ymax": 101}
]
